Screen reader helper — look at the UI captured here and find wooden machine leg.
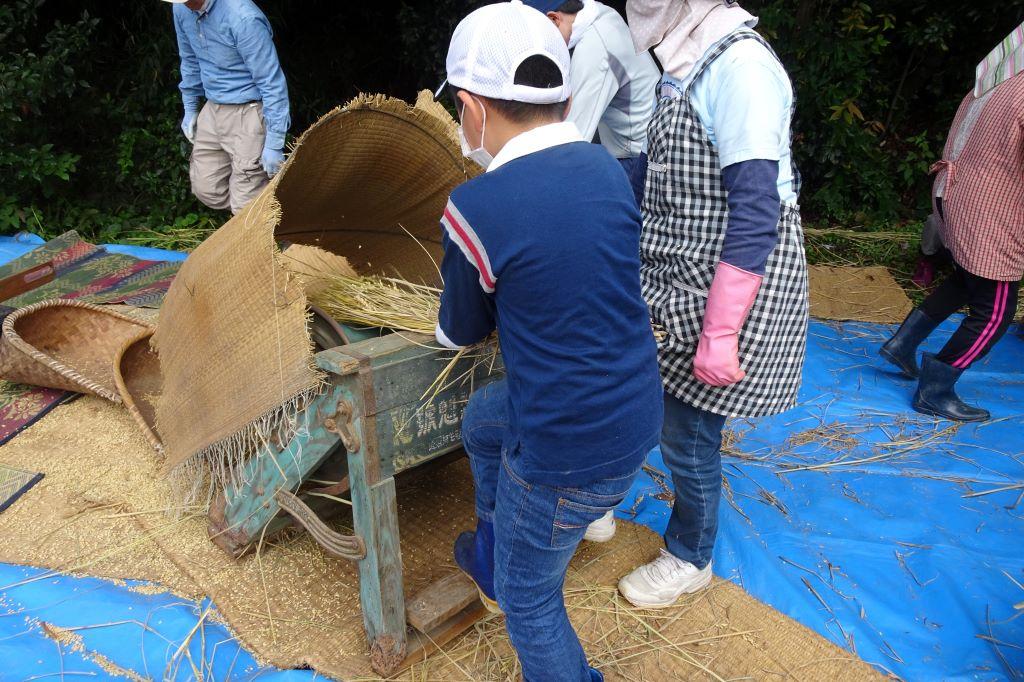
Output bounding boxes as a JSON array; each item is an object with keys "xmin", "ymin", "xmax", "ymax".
[
  {"xmin": 351, "ymin": 474, "xmax": 407, "ymax": 675},
  {"xmin": 316, "ymin": 344, "xmax": 497, "ymax": 675}
]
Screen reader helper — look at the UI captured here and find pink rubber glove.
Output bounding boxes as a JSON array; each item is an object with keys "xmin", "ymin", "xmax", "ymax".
[{"xmin": 693, "ymin": 262, "xmax": 763, "ymax": 387}]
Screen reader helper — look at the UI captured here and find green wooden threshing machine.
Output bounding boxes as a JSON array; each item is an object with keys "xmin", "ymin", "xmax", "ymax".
[{"xmin": 207, "ymin": 324, "xmax": 501, "ymax": 675}]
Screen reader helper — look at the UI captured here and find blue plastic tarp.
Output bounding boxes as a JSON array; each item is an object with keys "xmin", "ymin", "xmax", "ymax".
[
  {"xmin": 623, "ymin": 318, "xmax": 1024, "ymax": 680},
  {"xmin": 0, "ymin": 232, "xmax": 44, "ymax": 265},
  {"xmin": 0, "ymin": 564, "xmax": 312, "ymax": 681}
]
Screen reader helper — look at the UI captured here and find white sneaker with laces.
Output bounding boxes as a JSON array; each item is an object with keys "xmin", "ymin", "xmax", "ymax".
[
  {"xmin": 583, "ymin": 510, "xmax": 616, "ymax": 542},
  {"xmin": 617, "ymin": 549, "xmax": 713, "ymax": 608}
]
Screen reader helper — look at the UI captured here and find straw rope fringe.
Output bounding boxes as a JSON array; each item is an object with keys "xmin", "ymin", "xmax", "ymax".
[{"xmin": 166, "ymin": 381, "xmax": 323, "ymax": 510}]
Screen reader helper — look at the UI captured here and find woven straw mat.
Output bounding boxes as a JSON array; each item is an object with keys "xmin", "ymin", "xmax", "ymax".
[
  {"xmin": 152, "ymin": 92, "xmax": 475, "ymax": 503},
  {"xmin": 0, "ymin": 396, "xmax": 884, "ymax": 681},
  {"xmin": 808, "ymin": 265, "xmax": 913, "ymax": 324},
  {"xmin": 273, "ymin": 91, "xmax": 479, "ymax": 285},
  {"xmin": 113, "ymin": 329, "xmax": 163, "ymax": 455}
]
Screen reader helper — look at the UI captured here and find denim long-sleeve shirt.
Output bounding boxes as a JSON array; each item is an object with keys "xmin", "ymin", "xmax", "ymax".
[{"xmin": 173, "ymin": 0, "xmax": 290, "ymax": 149}]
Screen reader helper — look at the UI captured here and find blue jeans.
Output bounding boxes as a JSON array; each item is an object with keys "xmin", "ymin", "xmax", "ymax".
[
  {"xmin": 617, "ymin": 154, "xmax": 648, "ymax": 210},
  {"xmin": 660, "ymin": 392, "xmax": 728, "ymax": 569},
  {"xmin": 462, "ymin": 380, "xmax": 639, "ymax": 682}
]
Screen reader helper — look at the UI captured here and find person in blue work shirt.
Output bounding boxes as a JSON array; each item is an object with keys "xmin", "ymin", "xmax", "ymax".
[
  {"xmin": 609, "ymin": 0, "xmax": 808, "ymax": 608},
  {"xmin": 163, "ymin": 0, "xmax": 290, "ymax": 215},
  {"xmin": 524, "ymin": 0, "xmax": 660, "ymax": 207},
  {"xmin": 437, "ymin": 3, "xmax": 663, "ymax": 680}
]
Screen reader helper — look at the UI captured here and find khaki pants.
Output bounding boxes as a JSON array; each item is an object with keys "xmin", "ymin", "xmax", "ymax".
[{"xmin": 190, "ymin": 101, "xmax": 270, "ymax": 215}]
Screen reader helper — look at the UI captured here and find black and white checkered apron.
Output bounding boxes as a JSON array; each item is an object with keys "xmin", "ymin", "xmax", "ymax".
[{"xmin": 641, "ymin": 29, "xmax": 808, "ymax": 419}]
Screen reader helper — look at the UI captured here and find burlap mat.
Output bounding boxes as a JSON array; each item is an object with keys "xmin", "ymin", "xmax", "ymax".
[
  {"xmin": 273, "ymin": 93, "xmax": 479, "ymax": 286},
  {"xmin": 152, "ymin": 188, "xmax": 320, "ymax": 502},
  {"xmin": 151, "ymin": 92, "xmax": 476, "ymax": 507},
  {"xmin": 0, "ymin": 398, "xmax": 882, "ymax": 681},
  {"xmin": 808, "ymin": 266, "xmax": 912, "ymax": 324}
]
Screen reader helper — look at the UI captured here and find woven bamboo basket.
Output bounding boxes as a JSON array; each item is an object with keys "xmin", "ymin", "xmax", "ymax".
[
  {"xmin": 113, "ymin": 329, "xmax": 164, "ymax": 454},
  {"xmin": 0, "ymin": 299, "xmax": 155, "ymax": 402}
]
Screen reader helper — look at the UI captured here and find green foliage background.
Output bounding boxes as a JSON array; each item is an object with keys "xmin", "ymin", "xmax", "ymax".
[{"xmin": 0, "ymin": 0, "xmax": 1020, "ymax": 252}]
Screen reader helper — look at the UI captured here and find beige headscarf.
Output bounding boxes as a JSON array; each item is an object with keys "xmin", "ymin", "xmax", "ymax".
[{"xmin": 625, "ymin": 0, "xmax": 756, "ymax": 80}]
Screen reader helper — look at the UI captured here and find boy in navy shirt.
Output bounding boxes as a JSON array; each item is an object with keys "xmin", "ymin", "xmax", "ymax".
[{"xmin": 437, "ymin": 3, "xmax": 662, "ymax": 680}]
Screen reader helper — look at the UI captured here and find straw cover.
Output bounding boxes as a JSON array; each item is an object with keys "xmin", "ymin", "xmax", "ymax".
[{"xmin": 153, "ymin": 92, "xmax": 475, "ymax": 507}]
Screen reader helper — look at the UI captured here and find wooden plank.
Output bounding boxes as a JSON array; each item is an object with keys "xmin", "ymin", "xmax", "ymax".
[
  {"xmin": 207, "ymin": 383, "xmax": 346, "ymax": 556},
  {"xmin": 398, "ymin": 601, "xmax": 490, "ymax": 674},
  {"xmin": 352, "ymin": 477, "xmax": 407, "ymax": 675},
  {"xmin": 317, "ymin": 332, "xmax": 435, "ymax": 376},
  {"xmin": 406, "ymin": 572, "xmax": 480, "ymax": 634},
  {"xmin": 0, "ymin": 261, "xmax": 54, "ymax": 304},
  {"xmin": 319, "ymin": 335, "xmax": 502, "ymax": 478},
  {"xmin": 376, "ymin": 381, "xmax": 478, "ymax": 478},
  {"xmin": 318, "ymin": 333, "xmax": 504, "ymax": 417},
  {"xmin": 210, "ymin": 332, "xmax": 491, "ymax": 554}
]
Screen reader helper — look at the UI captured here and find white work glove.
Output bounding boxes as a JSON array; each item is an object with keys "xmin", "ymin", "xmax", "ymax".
[{"xmin": 181, "ymin": 110, "xmax": 198, "ymax": 144}]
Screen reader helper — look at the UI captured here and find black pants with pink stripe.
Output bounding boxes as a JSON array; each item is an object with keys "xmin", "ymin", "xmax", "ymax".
[{"xmin": 920, "ymin": 261, "xmax": 1020, "ymax": 369}]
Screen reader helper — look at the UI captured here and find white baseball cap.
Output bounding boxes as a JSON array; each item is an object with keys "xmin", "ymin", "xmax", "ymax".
[{"xmin": 445, "ymin": 0, "xmax": 572, "ymax": 105}]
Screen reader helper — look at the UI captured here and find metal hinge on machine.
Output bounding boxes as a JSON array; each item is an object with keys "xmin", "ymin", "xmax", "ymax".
[
  {"xmin": 324, "ymin": 398, "xmax": 361, "ymax": 452},
  {"xmin": 274, "ymin": 489, "xmax": 366, "ymax": 561}
]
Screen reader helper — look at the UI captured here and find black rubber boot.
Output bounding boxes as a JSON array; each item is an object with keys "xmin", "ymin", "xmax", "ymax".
[
  {"xmin": 912, "ymin": 353, "xmax": 990, "ymax": 422},
  {"xmin": 880, "ymin": 309, "xmax": 941, "ymax": 378}
]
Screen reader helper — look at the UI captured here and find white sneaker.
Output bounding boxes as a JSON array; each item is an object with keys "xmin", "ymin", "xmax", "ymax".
[
  {"xmin": 583, "ymin": 510, "xmax": 616, "ymax": 542},
  {"xmin": 617, "ymin": 550, "xmax": 713, "ymax": 608}
]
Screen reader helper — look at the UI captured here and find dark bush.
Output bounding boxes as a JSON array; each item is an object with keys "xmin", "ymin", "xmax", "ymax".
[{"xmin": 0, "ymin": 0, "xmax": 1019, "ymax": 246}]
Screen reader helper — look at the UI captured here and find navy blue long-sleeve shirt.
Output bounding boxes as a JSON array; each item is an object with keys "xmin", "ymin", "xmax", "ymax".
[
  {"xmin": 435, "ymin": 123, "xmax": 663, "ymax": 487},
  {"xmin": 720, "ymin": 159, "xmax": 782, "ymax": 274}
]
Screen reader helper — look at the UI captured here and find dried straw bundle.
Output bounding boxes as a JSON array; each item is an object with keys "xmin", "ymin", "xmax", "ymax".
[
  {"xmin": 309, "ymin": 271, "xmax": 501, "ymax": 411},
  {"xmin": 309, "ymin": 274, "xmax": 441, "ymax": 336}
]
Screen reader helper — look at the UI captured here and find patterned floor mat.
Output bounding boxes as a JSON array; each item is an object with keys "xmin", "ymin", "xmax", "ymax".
[
  {"xmin": 0, "ymin": 463, "xmax": 43, "ymax": 513},
  {"xmin": 0, "ymin": 232, "xmax": 179, "ymax": 446}
]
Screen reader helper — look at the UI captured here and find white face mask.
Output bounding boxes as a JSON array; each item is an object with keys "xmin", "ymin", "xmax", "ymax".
[{"xmin": 458, "ymin": 96, "xmax": 494, "ymax": 170}]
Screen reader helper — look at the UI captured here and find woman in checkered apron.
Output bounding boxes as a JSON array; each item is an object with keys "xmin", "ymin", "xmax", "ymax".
[
  {"xmin": 880, "ymin": 26, "xmax": 1024, "ymax": 422},
  {"xmin": 611, "ymin": 0, "xmax": 809, "ymax": 607}
]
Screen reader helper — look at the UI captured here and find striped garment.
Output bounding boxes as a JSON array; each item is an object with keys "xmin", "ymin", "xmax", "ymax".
[
  {"xmin": 920, "ymin": 262, "xmax": 1020, "ymax": 370},
  {"xmin": 932, "ymin": 73, "xmax": 1024, "ymax": 282},
  {"xmin": 975, "ymin": 21, "xmax": 1024, "ymax": 97},
  {"xmin": 952, "ymin": 280, "xmax": 1014, "ymax": 368}
]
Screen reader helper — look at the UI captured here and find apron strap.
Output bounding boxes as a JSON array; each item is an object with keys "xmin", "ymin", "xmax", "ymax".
[
  {"xmin": 684, "ymin": 29, "xmax": 777, "ymax": 97},
  {"xmin": 681, "ymin": 29, "xmax": 803, "ymax": 197}
]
